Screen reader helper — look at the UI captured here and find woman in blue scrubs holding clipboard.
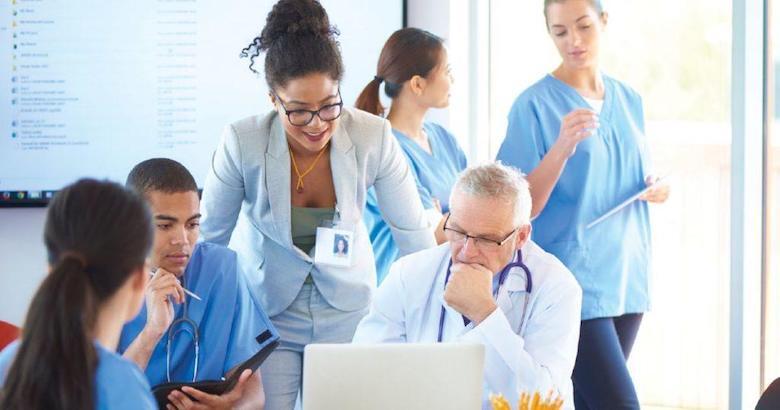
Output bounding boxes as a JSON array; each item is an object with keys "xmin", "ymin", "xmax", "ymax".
[{"xmin": 496, "ymin": 0, "xmax": 669, "ymax": 408}]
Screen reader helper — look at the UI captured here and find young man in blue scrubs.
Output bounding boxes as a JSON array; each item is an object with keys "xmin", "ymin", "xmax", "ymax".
[{"xmin": 119, "ymin": 158, "xmax": 274, "ymax": 409}]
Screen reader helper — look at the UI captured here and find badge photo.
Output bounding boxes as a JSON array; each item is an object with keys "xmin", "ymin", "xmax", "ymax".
[{"xmin": 314, "ymin": 227, "xmax": 354, "ymax": 267}]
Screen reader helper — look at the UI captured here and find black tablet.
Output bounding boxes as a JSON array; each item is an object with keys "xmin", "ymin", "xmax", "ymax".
[{"xmin": 151, "ymin": 330, "xmax": 279, "ymax": 408}]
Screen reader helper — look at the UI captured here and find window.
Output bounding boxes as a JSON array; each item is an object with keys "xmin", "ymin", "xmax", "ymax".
[{"xmin": 763, "ymin": 0, "xmax": 780, "ymax": 394}]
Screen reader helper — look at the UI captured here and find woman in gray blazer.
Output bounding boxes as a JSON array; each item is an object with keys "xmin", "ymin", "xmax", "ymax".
[{"xmin": 199, "ymin": 0, "xmax": 436, "ymax": 408}]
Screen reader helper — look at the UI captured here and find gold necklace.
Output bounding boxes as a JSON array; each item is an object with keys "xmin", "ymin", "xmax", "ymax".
[{"xmin": 289, "ymin": 143, "xmax": 328, "ymax": 193}]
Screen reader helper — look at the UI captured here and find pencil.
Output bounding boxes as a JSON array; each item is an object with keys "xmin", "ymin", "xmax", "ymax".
[{"xmin": 148, "ymin": 271, "xmax": 202, "ymax": 301}]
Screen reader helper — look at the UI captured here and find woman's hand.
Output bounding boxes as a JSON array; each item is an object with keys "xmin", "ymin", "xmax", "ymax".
[
  {"xmin": 639, "ymin": 175, "xmax": 670, "ymax": 203},
  {"xmin": 553, "ymin": 108, "xmax": 600, "ymax": 157}
]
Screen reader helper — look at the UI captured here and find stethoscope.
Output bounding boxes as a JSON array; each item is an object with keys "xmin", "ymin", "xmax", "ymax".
[
  {"xmin": 165, "ymin": 282, "xmax": 200, "ymax": 383},
  {"xmin": 437, "ymin": 249, "xmax": 533, "ymax": 342}
]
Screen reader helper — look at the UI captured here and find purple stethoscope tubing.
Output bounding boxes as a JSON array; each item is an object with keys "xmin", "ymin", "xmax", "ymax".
[{"xmin": 437, "ymin": 249, "xmax": 532, "ymax": 342}]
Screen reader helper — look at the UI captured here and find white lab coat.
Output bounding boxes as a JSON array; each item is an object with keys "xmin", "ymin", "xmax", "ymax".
[{"xmin": 352, "ymin": 241, "xmax": 582, "ymax": 409}]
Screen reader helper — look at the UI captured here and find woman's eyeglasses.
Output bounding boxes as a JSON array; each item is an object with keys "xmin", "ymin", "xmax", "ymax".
[{"xmin": 272, "ymin": 90, "xmax": 343, "ymax": 127}]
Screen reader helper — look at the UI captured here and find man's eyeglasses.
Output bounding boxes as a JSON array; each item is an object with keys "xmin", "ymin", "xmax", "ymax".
[
  {"xmin": 272, "ymin": 89, "xmax": 343, "ymax": 127},
  {"xmin": 442, "ymin": 214, "xmax": 520, "ymax": 251}
]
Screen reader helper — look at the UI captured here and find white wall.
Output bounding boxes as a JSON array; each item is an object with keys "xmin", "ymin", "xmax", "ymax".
[
  {"xmin": 407, "ymin": 0, "xmax": 483, "ymax": 162},
  {"xmin": 0, "ymin": 208, "xmax": 48, "ymax": 326},
  {"xmin": 0, "ymin": 0, "xmax": 454, "ymax": 328},
  {"xmin": 406, "ymin": 0, "xmax": 451, "ymax": 128}
]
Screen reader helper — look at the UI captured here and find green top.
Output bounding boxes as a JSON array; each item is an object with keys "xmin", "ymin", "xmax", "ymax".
[{"xmin": 291, "ymin": 206, "xmax": 336, "ymax": 255}]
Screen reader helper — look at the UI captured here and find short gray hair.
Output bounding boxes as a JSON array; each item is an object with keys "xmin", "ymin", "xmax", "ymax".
[{"xmin": 451, "ymin": 162, "xmax": 532, "ymax": 226}]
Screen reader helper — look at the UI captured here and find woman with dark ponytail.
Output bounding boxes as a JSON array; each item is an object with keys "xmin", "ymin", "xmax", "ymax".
[
  {"xmin": 355, "ymin": 28, "xmax": 467, "ymax": 284},
  {"xmin": 0, "ymin": 179, "xmax": 155, "ymax": 410},
  {"xmin": 199, "ymin": 1, "xmax": 436, "ymax": 408}
]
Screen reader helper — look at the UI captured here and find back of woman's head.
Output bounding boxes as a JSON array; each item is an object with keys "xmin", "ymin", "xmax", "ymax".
[
  {"xmin": 355, "ymin": 27, "xmax": 444, "ymax": 117},
  {"xmin": 0, "ymin": 179, "xmax": 153, "ymax": 410},
  {"xmin": 241, "ymin": 0, "xmax": 343, "ymax": 90}
]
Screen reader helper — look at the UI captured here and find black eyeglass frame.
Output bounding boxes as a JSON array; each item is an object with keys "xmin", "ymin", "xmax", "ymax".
[
  {"xmin": 442, "ymin": 213, "xmax": 521, "ymax": 248},
  {"xmin": 271, "ymin": 89, "xmax": 344, "ymax": 127}
]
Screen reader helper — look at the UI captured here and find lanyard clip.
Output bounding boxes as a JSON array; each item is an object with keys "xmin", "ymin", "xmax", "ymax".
[{"xmin": 333, "ymin": 203, "xmax": 342, "ymax": 226}]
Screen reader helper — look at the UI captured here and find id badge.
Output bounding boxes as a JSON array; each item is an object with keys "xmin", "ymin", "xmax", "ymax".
[{"xmin": 314, "ymin": 219, "xmax": 355, "ymax": 268}]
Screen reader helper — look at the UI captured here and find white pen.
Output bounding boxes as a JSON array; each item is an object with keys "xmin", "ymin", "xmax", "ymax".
[{"xmin": 149, "ymin": 269, "xmax": 202, "ymax": 301}]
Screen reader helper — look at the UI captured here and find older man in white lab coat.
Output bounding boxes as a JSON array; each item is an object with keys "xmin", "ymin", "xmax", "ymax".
[{"xmin": 353, "ymin": 162, "xmax": 582, "ymax": 409}]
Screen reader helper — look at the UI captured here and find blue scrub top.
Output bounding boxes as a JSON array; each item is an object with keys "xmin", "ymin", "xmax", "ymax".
[
  {"xmin": 0, "ymin": 340, "xmax": 156, "ymax": 409},
  {"xmin": 119, "ymin": 242, "xmax": 276, "ymax": 386},
  {"xmin": 364, "ymin": 122, "xmax": 467, "ymax": 284},
  {"xmin": 496, "ymin": 74, "xmax": 652, "ymax": 320}
]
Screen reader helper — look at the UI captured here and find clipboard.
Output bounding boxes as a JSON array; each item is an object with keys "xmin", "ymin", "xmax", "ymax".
[
  {"xmin": 151, "ymin": 330, "xmax": 279, "ymax": 408},
  {"xmin": 585, "ymin": 176, "xmax": 667, "ymax": 229}
]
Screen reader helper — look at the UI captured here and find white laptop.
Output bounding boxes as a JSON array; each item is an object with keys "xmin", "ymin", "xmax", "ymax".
[{"xmin": 302, "ymin": 343, "xmax": 485, "ymax": 410}]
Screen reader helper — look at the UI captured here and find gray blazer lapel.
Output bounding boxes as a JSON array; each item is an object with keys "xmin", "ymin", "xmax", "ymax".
[
  {"xmin": 329, "ymin": 122, "xmax": 357, "ymax": 225},
  {"xmin": 265, "ymin": 117, "xmax": 293, "ymax": 247}
]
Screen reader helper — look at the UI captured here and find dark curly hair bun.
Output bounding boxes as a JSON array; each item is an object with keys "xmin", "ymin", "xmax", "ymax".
[
  {"xmin": 259, "ymin": 1, "xmax": 336, "ymax": 48},
  {"xmin": 241, "ymin": 0, "xmax": 344, "ymax": 89}
]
